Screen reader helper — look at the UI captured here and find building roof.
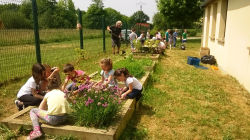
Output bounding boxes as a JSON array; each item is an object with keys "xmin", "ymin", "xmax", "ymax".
[{"xmin": 201, "ymin": 0, "xmax": 215, "ymax": 7}]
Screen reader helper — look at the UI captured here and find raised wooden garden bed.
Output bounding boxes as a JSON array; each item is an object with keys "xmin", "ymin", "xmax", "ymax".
[{"xmin": 1, "ymin": 60, "xmax": 157, "ymax": 140}]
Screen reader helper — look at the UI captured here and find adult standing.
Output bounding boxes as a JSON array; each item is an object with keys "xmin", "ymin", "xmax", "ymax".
[{"xmin": 107, "ymin": 21, "xmax": 122, "ymax": 55}]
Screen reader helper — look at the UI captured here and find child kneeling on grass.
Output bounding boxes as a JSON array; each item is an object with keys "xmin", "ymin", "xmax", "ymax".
[
  {"xmin": 114, "ymin": 68, "xmax": 143, "ymax": 101},
  {"xmin": 27, "ymin": 77, "xmax": 71, "ymax": 140}
]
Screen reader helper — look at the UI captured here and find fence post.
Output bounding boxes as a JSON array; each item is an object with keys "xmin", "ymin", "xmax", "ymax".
[
  {"xmin": 102, "ymin": 15, "xmax": 106, "ymax": 52},
  {"xmin": 125, "ymin": 21, "xmax": 128, "ymax": 46},
  {"xmin": 31, "ymin": 0, "xmax": 41, "ymax": 63},
  {"xmin": 78, "ymin": 9, "xmax": 84, "ymax": 49}
]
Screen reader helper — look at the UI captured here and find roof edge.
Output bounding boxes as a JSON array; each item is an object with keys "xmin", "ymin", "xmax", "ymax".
[{"xmin": 201, "ymin": 0, "xmax": 215, "ymax": 7}]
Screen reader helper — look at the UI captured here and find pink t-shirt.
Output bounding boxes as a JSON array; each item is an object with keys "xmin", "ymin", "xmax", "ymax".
[{"xmin": 66, "ymin": 70, "xmax": 85, "ymax": 83}]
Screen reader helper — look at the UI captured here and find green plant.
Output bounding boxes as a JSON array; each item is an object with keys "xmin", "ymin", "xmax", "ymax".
[
  {"xmin": 0, "ymin": 124, "xmax": 17, "ymax": 140},
  {"xmin": 113, "ymin": 55, "xmax": 152, "ymax": 79},
  {"xmin": 69, "ymin": 82, "xmax": 123, "ymax": 128}
]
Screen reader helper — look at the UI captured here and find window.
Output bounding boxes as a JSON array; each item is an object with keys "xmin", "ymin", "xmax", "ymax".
[
  {"xmin": 217, "ymin": 0, "xmax": 228, "ymax": 43},
  {"xmin": 210, "ymin": 3, "xmax": 217, "ymax": 40}
]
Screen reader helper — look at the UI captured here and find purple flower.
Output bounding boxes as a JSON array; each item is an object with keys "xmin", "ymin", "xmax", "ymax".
[
  {"xmin": 88, "ymin": 97, "xmax": 94, "ymax": 104},
  {"xmin": 85, "ymin": 101, "xmax": 89, "ymax": 106}
]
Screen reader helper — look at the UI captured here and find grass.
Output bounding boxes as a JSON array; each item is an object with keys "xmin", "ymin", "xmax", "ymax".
[
  {"xmin": 0, "ymin": 38, "xmax": 129, "ymax": 120},
  {"xmin": 0, "ymin": 29, "xmax": 111, "ymax": 47},
  {"xmin": 0, "ymin": 36, "xmax": 117, "ymax": 84},
  {"xmin": 120, "ymin": 39, "xmax": 250, "ymax": 139}
]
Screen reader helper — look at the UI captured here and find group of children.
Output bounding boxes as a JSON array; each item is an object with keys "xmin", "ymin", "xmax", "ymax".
[
  {"xmin": 15, "ymin": 58, "xmax": 143, "ymax": 140},
  {"xmin": 165, "ymin": 29, "xmax": 187, "ymax": 49},
  {"xmin": 128, "ymin": 28, "xmax": 187, "ymax": 52}
]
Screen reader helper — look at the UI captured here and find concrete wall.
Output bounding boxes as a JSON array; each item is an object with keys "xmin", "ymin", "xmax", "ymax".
[{"xmin": 202, "ymin": 0, "xmax": 250, "ymax": 92}]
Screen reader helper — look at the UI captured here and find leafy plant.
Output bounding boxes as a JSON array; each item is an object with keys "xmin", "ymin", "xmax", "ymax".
[
  {"xmin": 69, "ymin": 81, "xmax": 123, "ymax": 128},
  {"xmin": 114, "ymin": 55, "xmax": 152, "ymax": 79}
]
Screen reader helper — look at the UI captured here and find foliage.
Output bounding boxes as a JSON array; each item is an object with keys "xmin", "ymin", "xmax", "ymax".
[
  {"xmin": 0, "ymin": 124, "xmax": 17, "ymax": 140},
  {"xmin": 0, "ymin": 0, "xmax": 77, "ymax": 29},
  {"xmin": 82, "ymin": 3, "xmax": 105, "ymax": 29},
  {"xmin": 157, "ymin": 0, "xmax": 203, "ymax": 28},
  {"xmin": 114, "ymin": 55, "xmax": 152, "ymax": 79},
  {"xmin": 152, "ymin": 12, "xmax": 167, "ymax": 30},
  {"xmin": 104, "ymin": 8, "xmax": 128, "ymax": 28},
  {"xmin": 69, "ymin": 81, "xmax": 123, "ymax": 128},
  {"xmin": 129, "ymin": 11, "xmax": 150, "ymax": 27}
]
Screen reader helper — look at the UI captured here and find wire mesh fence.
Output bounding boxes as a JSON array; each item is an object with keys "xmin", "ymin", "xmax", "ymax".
[{"xmin": 0, "ymin": 0, "xmax": 114, "ymax": 84}]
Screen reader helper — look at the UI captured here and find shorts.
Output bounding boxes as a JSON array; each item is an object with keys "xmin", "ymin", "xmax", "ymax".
[{"xmin": 112, "ymin": 39, "xmax": 121, "ymax": 48}]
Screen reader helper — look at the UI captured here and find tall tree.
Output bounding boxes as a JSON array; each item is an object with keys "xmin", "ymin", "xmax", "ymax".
[
  {"xmin": 83, "ymin": 0, "xmax": 105, "ymax": 29},
  {"xmin": 104, "ymin": 8, "xmax": 128, "ymax": 27},
  {"xmin": 129, "ymin": 11, "xmax": 149, "ymax": 27},
  {"xmin": 157, "ymin": 0, "xmax": 203, "ymax": 28}
]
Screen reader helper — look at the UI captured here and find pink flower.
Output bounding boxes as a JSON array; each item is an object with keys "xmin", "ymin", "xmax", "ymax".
[
  {"xmin": 84, "ymin": 94, "xmax": 87, "ymax": 97},
  {"xmin": 85, "ymin": 101, "xmax": 89, "ymax": 106},
  {"xmin": 73, "ymin": 100, "xmax": 76, "ymax": 104},
  {"xmin": 102, "ymin": 102, "xmax": 108, "ymax": 108},
  {"xmin": 100, "ymin": 97, "xmax": 104, "ymax": 100},
  {"xmin": 118, "ymin": 100, "xmax": 121, "ymax": 104},
  {"xmin": 88, "ymin": 97, "xmax": 94, "ymax": 104}
]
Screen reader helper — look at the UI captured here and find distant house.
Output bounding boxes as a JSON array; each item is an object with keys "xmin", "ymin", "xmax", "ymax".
[{"xmin": 201, "ymin": 0, "xmax": 250, "ymax": 92}]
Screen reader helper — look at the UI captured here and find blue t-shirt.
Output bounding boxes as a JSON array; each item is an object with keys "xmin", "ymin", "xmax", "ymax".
[
  {"xmin": 100, "ymin": 69, "xmax": 116, "ymax": 86},
  {"xmin": 173, "ymin": 32, "xmax": 178, "ymax": 38}
]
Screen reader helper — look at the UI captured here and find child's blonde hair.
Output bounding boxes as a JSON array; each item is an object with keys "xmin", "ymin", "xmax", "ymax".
[{"xmin": 100, "ymin": 58, "xmax": 113, "ymax": 71}]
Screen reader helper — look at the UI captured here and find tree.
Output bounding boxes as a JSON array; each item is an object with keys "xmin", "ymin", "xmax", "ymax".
[
  {"xmin": 157, "ymin": 0, "xmax": 203, "ymax": 28},
  {"xmin": 83, "ymin": 0, "xmax": 105, "ymax": 29},
  {"xmin": 129, "ymin": 11, "xmax": 149, "ymax": 27},
  {"xmin": 152, "ymin": 12, "xmax": 167, "ymax": 30},
  {"xmin": 104, "ymin": 8, "xmax": 128, "ymax": 27}
]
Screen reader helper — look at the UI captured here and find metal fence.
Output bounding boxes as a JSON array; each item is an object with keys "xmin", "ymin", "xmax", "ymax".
[{"xmin": 0, "ymin": 0, "xmax": 124, "ymax": 84}]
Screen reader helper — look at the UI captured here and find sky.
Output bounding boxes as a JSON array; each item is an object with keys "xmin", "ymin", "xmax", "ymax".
[{"xmin": 72, "ymin": 0, "xmax": 158, "ymax": 23}]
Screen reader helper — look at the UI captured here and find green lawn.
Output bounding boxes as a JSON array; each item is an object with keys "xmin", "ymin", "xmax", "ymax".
[
  {"xmin": 0, "ymin": 37, "xmax": 128, "ymax": 121},
  {"xmin": 120, "ymin": 39, "xmax": 250, "ymax": 139},
  {"xmin": 1, "ymin": 39, "xmax": 249, "ymax": 139}
]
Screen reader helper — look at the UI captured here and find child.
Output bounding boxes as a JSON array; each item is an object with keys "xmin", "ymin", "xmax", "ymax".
[
  {"xmin": 15, "ymin": 64, "xmax": 46, "ymax": 111},
  {"xmin": 27, "ymin": 77, "xmax": 71, "ymax": 140},
  {"xmin": 98, "ymin": 58, "xmax": 116, "ymax": 87},
  {"xmin": 61, "ymin": 63, "xmax": 88, "ymax": 95},
  {"xmin": 165, "ymin": 29, "xmax": 169, "ymax": 46},
  {"xmin": 137, "ymin": 32, "xmax": 145, "ymax": 46},
  {"xmin": 169, "ymin": 30, "xmax": 173, "ymax": 49},
  {"xmin": 129, "ymin": 28, "xmax": 137, "ymax": 52},
  {"xmin": 114, "ymin": 68, "xmax": 143, "ymax": 101},
  {"xmin": 173, "ymin": 29, "xmax": 178, "ymax": 48},
  {"xmin": 38, "ymin": 64, "xmax": 61, "ymax": 95},
  {"xmin": 182, "ymin": 29, "xmax": 187, "ymax": 43}
]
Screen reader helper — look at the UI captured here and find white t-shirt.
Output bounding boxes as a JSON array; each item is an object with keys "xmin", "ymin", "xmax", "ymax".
[
  {"xmin": 17, "ymin": 77, "xmax": 37, "ymax": 98},
  {"xmin": 100, "ymin": 69, "xmax": 116, "ymax": 86},
  {"xmin": 44, "ymin": 89, "xmax": 71, "ymax": 115},
  {"xmin": 125, "ymin": 77, "xmax": 142, "ymax": 90}
]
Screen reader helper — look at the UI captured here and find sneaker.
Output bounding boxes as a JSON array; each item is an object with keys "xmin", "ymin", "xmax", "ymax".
[
  {"xmin": 15, "ymin": 100, "xmax": 23, "ymax": 111},
  {"xmin": 27, "ymin": 130, "xmax": 42, "ymax": 140}
]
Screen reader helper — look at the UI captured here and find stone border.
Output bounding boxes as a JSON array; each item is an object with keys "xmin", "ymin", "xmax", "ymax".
[{"xmin": 1, "ymin": 60, "xmax": 158, "ymax": 140}]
